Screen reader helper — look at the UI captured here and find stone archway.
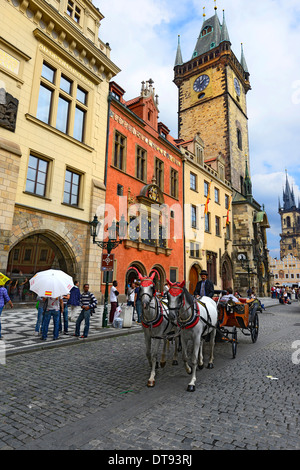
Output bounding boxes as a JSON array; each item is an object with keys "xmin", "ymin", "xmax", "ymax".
[
  {"xmin": 125, "ymin": 262, "xmax": 147, "ymax": 291},
  {"xmin": 6, "ymin": 230, "xmax": 79, "ymax": 302},
  {"xmin": 7, "ymin": 231, "xmax": 78, "ymax": 277},
  {"xmin": 149, "ymin": 264, "xmax": 166, "ymax": 294}
]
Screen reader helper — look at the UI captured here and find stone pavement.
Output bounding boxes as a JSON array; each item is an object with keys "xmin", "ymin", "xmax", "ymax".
[
  {"xmin": 0, "ymin": 297, "xmax": 279, "ymax": 356},
  {"xmin": 0, "ymin": 298, "xmax": 299, "ymax": 451}
]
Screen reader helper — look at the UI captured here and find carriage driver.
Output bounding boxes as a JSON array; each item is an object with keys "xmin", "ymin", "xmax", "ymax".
[{"xmin": 194, "ymin": 270, "xmax": 214, "ymax": 298}]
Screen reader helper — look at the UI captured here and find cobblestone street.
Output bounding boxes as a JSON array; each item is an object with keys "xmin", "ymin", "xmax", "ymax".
[{"xmin": 0, "ymin": 301, "xmax": 299, "ymax": 451}]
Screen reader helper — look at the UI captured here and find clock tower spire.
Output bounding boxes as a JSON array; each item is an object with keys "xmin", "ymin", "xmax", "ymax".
[{"xmin": 174, "ymin": 8, "xmax": 251, "ymax": 193}]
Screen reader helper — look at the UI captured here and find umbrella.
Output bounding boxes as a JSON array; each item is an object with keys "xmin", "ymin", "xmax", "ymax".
[
  {"xmin": 29, "ymin": 269, "xmax": 74, "ymax": 298},
  {"xmin": 0, "ymin": 272, "xmax": 10, "ymax": 286}
]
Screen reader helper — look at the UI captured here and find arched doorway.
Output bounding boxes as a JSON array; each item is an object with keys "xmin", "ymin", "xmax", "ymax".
[
  {"xmin": 125, "ymin": 262, "xmax": 146, "ymax": 292},
  {"xmin": 188, "ymin": 264, "xmax": 200, "ymax": 294},
  {"xmin": 221, "ymin": 255, "xmax": 233, "ymax": 291},
  {"xmin": 6, "ymin": 231, "xmax": 78, "ymax": 302},
  {"xmin": 149, "ymin": 264, "xmax": 165, "ymax": 294}
]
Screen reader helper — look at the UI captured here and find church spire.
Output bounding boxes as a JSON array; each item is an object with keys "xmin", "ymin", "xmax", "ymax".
[
  {"xmin": 244, "ymin": 157, "xmax": 252, "ymax": 198},
  {"xmin": 220, "ymin": 10, "xmax": 230, "ymax": 43},
  {"xmin": 174, "ymin": 35, "xmax": 183, "ymax": 67},
  {"xmin": 241, "ymin": 43, "xmax": 249, "ymax": 74},
  {"xmin": 282, "ymin": 170, "xmax": 296, "ymax": 210}
]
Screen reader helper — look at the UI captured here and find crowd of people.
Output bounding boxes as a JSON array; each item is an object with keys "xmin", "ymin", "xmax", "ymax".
[{"xmin": 270, "ymin": 286, "xmax": 299, "ymax": 304}]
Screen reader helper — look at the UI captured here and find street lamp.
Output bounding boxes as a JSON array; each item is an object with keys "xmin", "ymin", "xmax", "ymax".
[
  {"xmin": 237, "ymin": 253, "xmax": 257, "ymax": 296},
  {"xmin": 89, "ymin": 214, "xmax": 127, "ymax": 327}
]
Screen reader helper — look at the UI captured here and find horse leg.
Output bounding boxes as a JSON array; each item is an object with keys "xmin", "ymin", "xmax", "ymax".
[
  {"xmin": 181, "ymin": 334, "xmax": 191, "ymax": 375},
  {"xmin": 143, "ymin": 330, "xmax": 152, "ymax": 368},
  {"xmin": 147, "ymin": 338, "xmax": 160, "ymax": 387},
  {"xmin": 187, "ymin": 334, "xmax": 201, "ymax": 392},
  {"xmin": 172, "ymin": 337, "xmax": 179, "ymax": 366},
  {"xmin": 198, "ymin": 338, "xmax": 204, "ymax": 369},
  {"xmin": 160, "ymin": 339, "xmax": 167, "ymax": 368},
  {"xmin": 207, "ymin": 328, "xmax": 216, "ymax": 369}
]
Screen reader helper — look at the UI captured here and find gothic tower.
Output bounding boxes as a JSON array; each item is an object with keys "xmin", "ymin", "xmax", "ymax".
[
  {"xmin": 279, "ymin": 172, "xmax": 300, "ymax": 259},
  {"xmin": 174, "ymin": 7, "xmax": 251, "ymax": 193}
]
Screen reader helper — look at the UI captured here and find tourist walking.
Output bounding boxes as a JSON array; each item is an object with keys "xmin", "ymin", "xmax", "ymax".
[
  {"xmin": 0, "ymin": 286, "xmax": 13, "ymax": 339},
  {"xmin": 127, "ymin": 282, "xmax": 135, "ymax": 320},
  {"xmin": 59, "ymin": 293, "xmax": 70, "ymax": 335},
  {"xmin": 134, "ymin": 281, "xmax": 142, "ymax": 323},
  {"xmin": 68, "ymin": 281, "xmax": 80, "ymax": 321},
  {"xmin": 35, "ymin": 296, "xmax": 45, "ymax": 335},
  {"xmin": 74, "ymin": 284, "xmax": 97, "ymax": 338},
  {"xmin": 109, "ymin": 280, "xmax": 119, "ymax": 324}
]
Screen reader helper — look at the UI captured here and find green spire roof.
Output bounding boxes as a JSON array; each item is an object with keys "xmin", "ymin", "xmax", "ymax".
[
  {"xmin": 220, "ymin": 10, "xmax": 230, "ymax": 43},
  {"xmin": 191, "ymin": 9, "xmax": 231, "ymax": 59},
  {"xmin": 241, "ymin": 43, "xmax": 249, "ymax": 73},
  {"xmin": 174, "ymin": 35, "xmax": 183, "ymax": 66}
]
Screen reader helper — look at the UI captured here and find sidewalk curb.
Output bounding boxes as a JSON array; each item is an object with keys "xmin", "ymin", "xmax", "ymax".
[{"xmin": 5, "ymin": 325, "xmax": 143, "ymax": 358}]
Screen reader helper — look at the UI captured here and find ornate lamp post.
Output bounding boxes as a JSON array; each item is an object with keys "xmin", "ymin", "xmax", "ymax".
[
  {"xmin": 237, "ymin": 253, "xmax": 257, "ymax": 296},
  {"xmin": 89, "ymin": 214, "xmax": 127, "ymax": 327}
]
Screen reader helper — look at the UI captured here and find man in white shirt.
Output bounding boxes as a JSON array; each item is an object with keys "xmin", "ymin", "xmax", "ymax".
[
  {"xmin": 220, "ymin": 288, "xmax": 239, "ymax": 303},
  {"xmin": 109, "ymin": 280, "xmax": 119, "ymax": 324}
]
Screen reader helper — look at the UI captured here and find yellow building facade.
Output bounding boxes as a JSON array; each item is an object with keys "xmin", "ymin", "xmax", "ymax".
[
  {"xmin": 0, "ymin": 0, "xmax": 120, "ymax": 296},
  {"xmin": 179, "ymin": 134, "xmax": 233, "ymax": 294}
]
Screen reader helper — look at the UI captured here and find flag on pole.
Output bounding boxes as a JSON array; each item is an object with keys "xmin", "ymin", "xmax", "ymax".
[
  {"xmin": 204, "ymin": 181, "xmax": 211, "ymax": 214},
  {"xmin": 226, "ymin": 196, "xmax": 232, "ymax": 225}
]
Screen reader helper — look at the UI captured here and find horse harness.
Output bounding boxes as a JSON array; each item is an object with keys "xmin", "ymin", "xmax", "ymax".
[
  {"xmin": 168, "ymin": 285, "xmax": 213, "ymax": 336},
  {"xmin": 141, "ymin": 295, "xmax": 179, "ymax": 342}
]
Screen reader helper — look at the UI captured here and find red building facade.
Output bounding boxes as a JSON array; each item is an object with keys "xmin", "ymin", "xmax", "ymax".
[{"xmin": 101, "ymin": 80, "xmax": 184, "ymax": 296}]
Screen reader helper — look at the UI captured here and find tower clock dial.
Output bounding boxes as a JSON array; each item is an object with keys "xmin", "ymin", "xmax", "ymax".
[
  {"xmin": 234, "ymin": 77, "xmax": 241, "ymax": 96},
  {"xmin": 193, "ymin": 74, "xmax": 210, "ymax": 92}
]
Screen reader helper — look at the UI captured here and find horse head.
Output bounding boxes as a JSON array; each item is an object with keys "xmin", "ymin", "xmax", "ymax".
[
  {"xmin": 166, "ymin": 280, "xmax": 186, "ymax": 320},
  {"xmin": 138, "ymin": 271, "xmax": 156, "ymax": 310}
]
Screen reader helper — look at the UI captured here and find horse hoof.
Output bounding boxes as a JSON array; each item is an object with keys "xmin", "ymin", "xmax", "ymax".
[
  {"xmin": 172, "ymin": 360, "xmax": 178, "ymax": 366},
  {"xmin": 187, "ymin": 385, "xmax": 195, "ymax": 392},
  {"xmin": 198, "ymin": 364, "xmax": 204, "ymax": 370},
  {"xmin": 147, "ymin": 380, "xmax": 155, "ymax": 387},
  {"xmin": 207, "ymin": 363, "xmax": 214, "ymax": 369},
  {"xmin": 160, "ymin": 361, "xmax": 166, "ymax": 368}
]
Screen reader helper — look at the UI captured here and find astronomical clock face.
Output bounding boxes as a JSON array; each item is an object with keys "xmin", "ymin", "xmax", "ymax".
[
  {"xmin": 193, "ymin": 74, "xmax": 210, "ymax": 92},
  {"xmin": 234, "ymin": 77, "xmax": 241, "ymax": 96},
  {"xmin": 148, "ymin": 185, "xmax": 159, "ymax": 201}
]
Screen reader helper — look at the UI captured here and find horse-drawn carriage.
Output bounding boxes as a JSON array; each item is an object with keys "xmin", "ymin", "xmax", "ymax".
[
  {"xmin": 214, "ymin": 291, "xmax": 261, "ymax": 358},
  {"xmin": 131, "ymin": 267, "xmax": 262, "ymax": 392}
]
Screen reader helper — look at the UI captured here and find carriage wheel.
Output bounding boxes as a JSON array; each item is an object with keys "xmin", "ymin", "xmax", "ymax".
[
  {"xmin": 232, "ymin": 327, "xmax": 237, "ymax": 359},
  {"xmin": 250, "ymin": 312, "xmax": 259, "ymax": 343}
]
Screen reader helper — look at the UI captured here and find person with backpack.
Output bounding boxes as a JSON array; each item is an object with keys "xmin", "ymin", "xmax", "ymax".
[{"xmin": 74, "ymin": 284, "xmax": 97, "ymax": 338}]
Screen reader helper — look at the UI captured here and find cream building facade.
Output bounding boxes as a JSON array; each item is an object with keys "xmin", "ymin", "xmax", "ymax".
[
  {"xmin": 269, "ymin": 254, "xmax": 300, "ymax": 287},
  {"xmin": 178, "ymin": 134, "xmax": 233, "ymax": 294},
  {"xmin": 0, "ymin": 0, "xmax": 120, "ymax": 296}
]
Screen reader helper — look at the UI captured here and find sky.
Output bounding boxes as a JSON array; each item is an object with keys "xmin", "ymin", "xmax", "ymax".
[{"xmin": 96, "ymin": 0, "xmax": 300, "ymax": 259}]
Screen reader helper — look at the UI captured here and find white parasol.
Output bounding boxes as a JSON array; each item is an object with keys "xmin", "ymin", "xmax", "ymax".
[{"xmin": 29, "ymin": 269, "xmax": 74, "ymax": 298}]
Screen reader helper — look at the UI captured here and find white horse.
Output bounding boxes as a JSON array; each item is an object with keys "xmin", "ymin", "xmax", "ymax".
[
  {"xmin": 167, "ymin": 280, "xmax": 218, "ymax": 392},
  {"xmin": 137, "ymin": 271, "xmax": 180, "ymax": 387}
]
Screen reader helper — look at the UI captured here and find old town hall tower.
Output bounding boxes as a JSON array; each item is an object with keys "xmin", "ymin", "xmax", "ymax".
[
  {"xmin": 174, "ymin": 6, "xmax": 271, "ymax": 295},
  {"xmin": 174, "ymin": 7, "xmax": 250, "ymax": 193}
]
